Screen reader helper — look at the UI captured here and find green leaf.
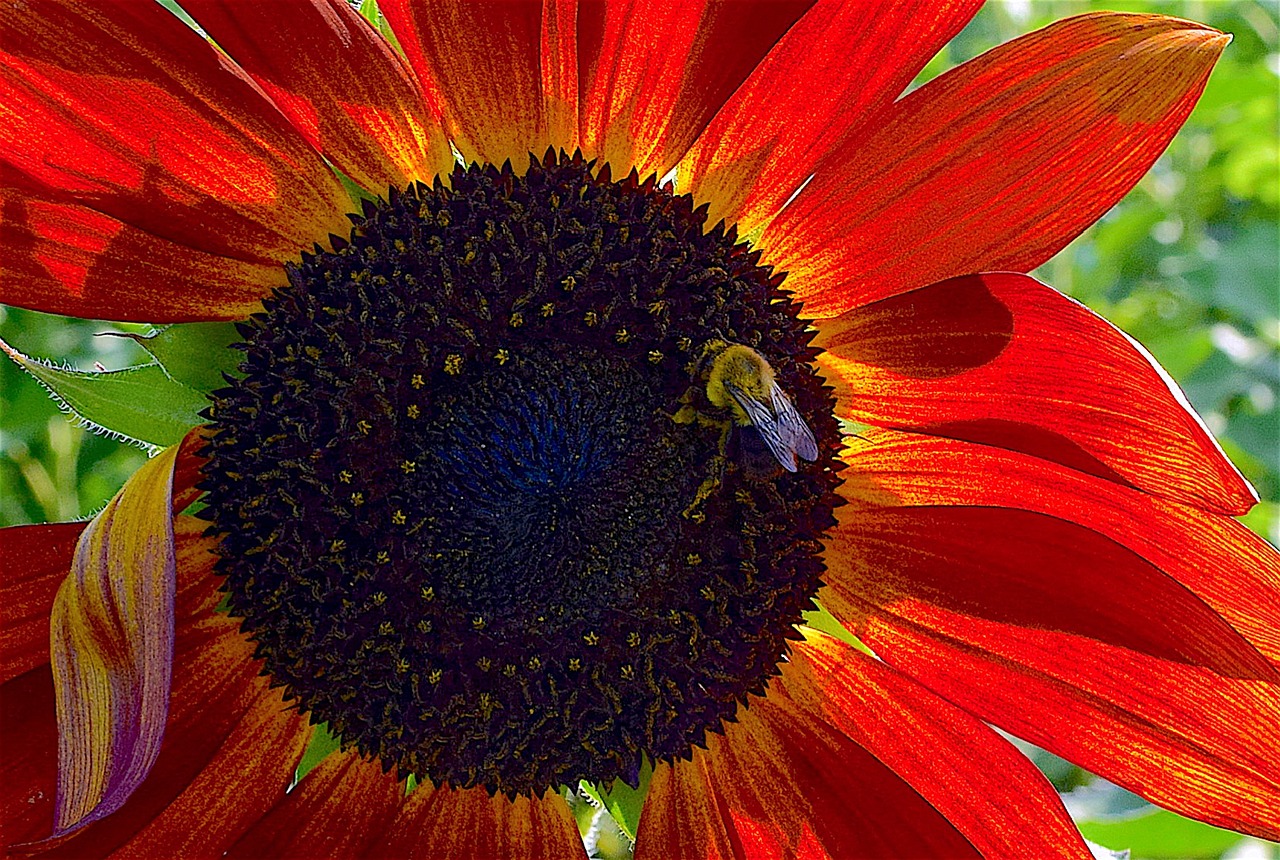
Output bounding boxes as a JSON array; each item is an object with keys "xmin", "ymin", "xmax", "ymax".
[
  {"xmin": 1, "ymin": 338, "xmax": 207, "ymax": 448},
  {"xmin": 1077, "ymin": 809, "xmax": 1245, "ymax": 859},
  {"xmin": 295, "ymin": 722, "xmax": 342, "ymax": 783},
  {"xmin": 802, "ymin": 601, "xmax": 872, "ymax": 654},
  {"xmin": 155, "ymin": 0, "xmax": 201, "ymax": 32},
  {"xmin": 105, "ymin": 322, "xmax": 244, "ymax": 394},
  {"xmin": 356, "ymin": 0, "xmax": 401, "ymax": 50},
  {"xmin": 357, "ymin": 0, "xmax": 380, "ymax": 24},
  {"xmin": 587, "ymin": 758, "xmax": 652, "ymax": 842}
]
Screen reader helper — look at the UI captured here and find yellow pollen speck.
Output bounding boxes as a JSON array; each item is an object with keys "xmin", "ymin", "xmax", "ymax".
[
  {"xmin": 372, "ymin": 592, "xmax": 387, "ymax": 606},
  {"xmin": 615, "ymin": 328, "xmax": 630, "ymax": 343},
  {"xmin": 527, "ymin": 656, "xmax": 541, "ymax": 670},
  {"xmin": 583, "ymin": 631, "xmax": 600, "ymax": 646},
  {"xmin": 626, "ymin": 632, "xmax": 641, "ymax": 648},
  {"xmin": 503, "ymin": 664, "xmax": 517, "ymax": 677},
  {"xmin": 700, "ymin": 585, "xmax": 715, "ymax": 600},
  {"xmin": 304, "ymin": 345, "xmax": 321, "ymax": 360},
  {"xmin": 443, "ymin": 354, "xmax": 463, "ymax": 375},
  {"xmin": 620, "ymin": 665, "xmax": 635, "ymax": 680},
  {"xmin": 410, "ymin": 373, "xmax": 424, "ymax": 389},
  {"xmin": 420, "ymin": 586, "xmax": 434, "ymax": 601},
  {"xmin": 406, "ymin": 405, "xmax": 420, "ymax": 419},
  {"xmin": 540, "ymin": 302, "xmax": 555, "ymax": 317},
  {"xmin": 472, "ymin": 615, "xmax": 486, "ymax": 630},
  {"xmin": 584, "ymin": 311, "xmax": 598, "ymax": 326},
  {"xmin": 392, "ymin": 510, "xmax": 407, "ymax": 525},
  {"xmin": 495, "ymin": 348, "xmax": 510, "ymax": 364},
  {"xmin": 476, "ymin": 656, "xmax": 492, "ymax": 672},
  {"xmin": 417, "ymin": 619, "xmax": 432, "ymax": 633},
  {"xmin": 568, "ymin": 657, "xmax": 582, "ymax": 672},
  {"xmin": 339, "ymin": 470, "xmax": 353, "ymax": 483},
  {"xmin": 428, "ymin": 669, "xmax": 442, "ymax": 684},
  {"xmin": 400, "ymin": 460, "xmax": 417, "ymax": 473},
  {"xmin": 376, "ymin": 550, "xmax": 390, "ymax": 564},
  {"xmin": 509, "ymin": 312, "xmax": 524, "ymax": 328},
  {"xmin": 686, "ymin": 553, "xmax": 702, "ymax": 565},
  {"xmin": 648, "ymin": 350, "xmax": 663, "ymax": 363},
  {"xmin": 396, "ymin": 658, "xmax": 410, "ymax": 673},
  {"xmin": 330, "ymin": 539, "xmax": 346, "ymax": 553},
  {"xmin": 350, "ymin": 491, "xmax": 364, "ymax": 506},
  {"xmin": 379, "ymin": 621, "xmax": 394, "ymax": 635},
  {"xmin": 561, "ymin": 275, "xmax": 576, "ymax": 291}
]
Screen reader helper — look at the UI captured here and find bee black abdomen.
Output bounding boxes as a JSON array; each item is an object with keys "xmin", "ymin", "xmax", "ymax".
[{"xmin": 732, "ymin": 426, "xmax": 787, "ymax": 479}]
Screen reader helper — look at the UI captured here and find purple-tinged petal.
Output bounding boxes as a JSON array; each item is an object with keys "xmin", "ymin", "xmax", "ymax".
[{"xmin": 48, "ymin": 442, "xmax": 182, "ymax": 836}]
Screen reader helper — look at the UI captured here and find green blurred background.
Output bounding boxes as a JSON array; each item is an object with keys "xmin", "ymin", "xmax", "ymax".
[{"xmin": 1, "ymin": 1, "xmax": 1276, "ymax": 858}]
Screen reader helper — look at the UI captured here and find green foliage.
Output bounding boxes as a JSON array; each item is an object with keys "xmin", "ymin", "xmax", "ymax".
[
  {"xmin": 122, "ymin": 322, "xmax": 245, "ymax": 393},
  {"xmin": 294, "ymin": 723, "xmax": 343, "ymax": 784},
  {"xmin": 585, "ymin": 760, "xmax": 653, "ymax": 843},
  {"xmin": 2, "ymin": 338, "xmax": 208, "ymax": 449},
  {"xmin": 1079, "ymin": 810, "xmax": 1248, "ymax": 859}
]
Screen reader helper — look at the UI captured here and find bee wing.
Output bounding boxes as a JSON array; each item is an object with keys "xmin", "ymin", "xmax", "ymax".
[
  {"xmin": 769, "ymin": 381, "xmax": 819, "ymax": 463},
  {"xmin": 725, "ymin": 381, "xmax": 815, "ymax": 472}
]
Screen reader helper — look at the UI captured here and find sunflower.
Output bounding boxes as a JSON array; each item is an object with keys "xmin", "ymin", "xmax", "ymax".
[{"xmin": 2, "ymin": 1, "xmax": 1277, "ymax": 858}]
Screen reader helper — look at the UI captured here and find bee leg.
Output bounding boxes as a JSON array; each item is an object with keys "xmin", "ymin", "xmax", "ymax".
[
  {"xmin": 668, "ymin": 386, "xmax": 713, "ymax": 426},
  {"xmin": 670, "ymin": 402, "xmax": 698, "ymax": 425},
  {"xmin": 681, "ymin": 423, "xmax": 731, "ymax": 521},
  {"xmin": 682, "ymin": 456, "xmax": 725, "ymax": 521}
]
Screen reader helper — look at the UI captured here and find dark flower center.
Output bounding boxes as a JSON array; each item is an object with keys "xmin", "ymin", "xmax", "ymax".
[{"xmin": 200, "ymin": 151, "xmax": 840, "ymax": 795}]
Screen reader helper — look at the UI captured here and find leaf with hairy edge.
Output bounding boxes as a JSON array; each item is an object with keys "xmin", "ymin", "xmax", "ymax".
[
  {"xmin": 0, "ymin": 337, "xmax": 207, "ymax": 448},
  {"xmin": 103, "ymin": 322, "xmax": 244, "ymax": 393}
]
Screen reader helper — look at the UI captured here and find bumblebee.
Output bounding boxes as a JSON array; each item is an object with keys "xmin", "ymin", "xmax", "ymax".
[
  {"xmin": 699, "ymin": 340, "xmax": 818, "ymax": 472},
  {"xmin": 673, "ymin": 339, "xmax": 818, "ymax": 517}
]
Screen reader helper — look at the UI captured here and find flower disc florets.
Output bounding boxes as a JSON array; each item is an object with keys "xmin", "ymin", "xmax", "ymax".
[{"xmin": 200, "ymin": 151, "xmax": 841, "ymax": 795}]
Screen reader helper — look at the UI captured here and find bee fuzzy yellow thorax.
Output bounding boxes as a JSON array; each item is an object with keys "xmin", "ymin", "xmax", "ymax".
[{"xmin": 704, "ymin": 342, "xmax": 776, "ymax": 425}]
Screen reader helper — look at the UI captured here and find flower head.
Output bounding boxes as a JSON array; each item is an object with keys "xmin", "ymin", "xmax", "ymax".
[{"xmin": 1, "ymin": 1, "xmax": 1276, "ymax": 858}]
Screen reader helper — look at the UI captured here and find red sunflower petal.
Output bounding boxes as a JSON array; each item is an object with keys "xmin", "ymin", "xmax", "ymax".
[
  {"xmin": 762, "ymin": 13, "xmax": 1229, "ymax": 317},
  {"xmin": 18, "ymin": 519, "xmax": 309, "ymax": 858},
  {"xmin": 374, "ymin": 783, "xmax": 586, "ymax": 859},
  {"xmin": 637, "ymin": 687, "xmax": 985, "ymax": 858},
  {"xmin": 577, "ymin": 0, "xmax": 813, "ymax": 179},
  {"xmin": 0, "ymin": 1, "xmax": 350, "ymax": 319},
  {"xmin": 0, "ymin": 185, "xmax": 280, "ymax": 323},
  {"xmin": 813, "ymin": 273, "xmax": 1256, "ymax": 515},
  {"xmin": 181, "ymin": 0, "xmax": 452, "ymax": 193},
  {"xmin": 823, "ymin": 431, "xmax": 1280, "ymax": 839},
  {"xmin": 226, "ymin": 751, "xmax": 403, "ymax": 859},
  {"xmin": 169, "ymin": 426, "xmax": 209, "ymax": 515},
  {"xmin": 781, "ymin": 631, "xmax": 1092, "ymax": 858},
  {"xmin": 48, "ymin": 443, "xmax": 184, "ymax": 836},
  {"xmin": 678, "ymin": 0, "xmax": 982, "ymax": 236},
  {"xmin": 379, "ymin": 0, "xmax": 577, "ymax": 168},
  {"xmin": 0, "ymin": 523, "xmax": 83, "ymax": 685},
  {"xmin": 0, "ymin": 667, "xmax": 59, "ymax": 848}
]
